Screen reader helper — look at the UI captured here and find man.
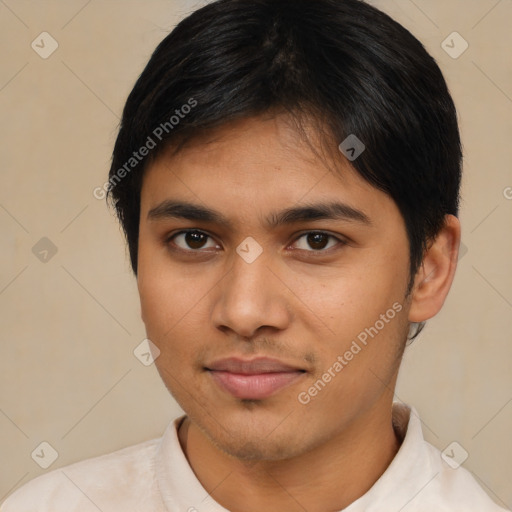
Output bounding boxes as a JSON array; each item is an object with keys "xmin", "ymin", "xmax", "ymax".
[{"xmin": 2, "ymin": 0, "xmax": 508, "ymax": 510}]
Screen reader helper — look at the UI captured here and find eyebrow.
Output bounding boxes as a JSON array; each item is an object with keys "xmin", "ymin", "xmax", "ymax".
[{"xmin": 147, "ymin": 199, "xmax": 371, "ymax": 228}]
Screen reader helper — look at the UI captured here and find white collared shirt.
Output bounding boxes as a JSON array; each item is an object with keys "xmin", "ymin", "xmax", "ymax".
[{"xmin": 1, "ymin": 403, "xmax": 508, "ymax": 511}]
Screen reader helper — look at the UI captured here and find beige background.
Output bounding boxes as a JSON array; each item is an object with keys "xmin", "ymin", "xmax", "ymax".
[{"xmin": 1, "ymin": 0, "xmax": 511, "ymax": 507}]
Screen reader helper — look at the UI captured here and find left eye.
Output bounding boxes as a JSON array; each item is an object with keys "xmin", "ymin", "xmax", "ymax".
[{"xmin": 292, "ymin": 232, "xmax": 342, "ymax": 251}]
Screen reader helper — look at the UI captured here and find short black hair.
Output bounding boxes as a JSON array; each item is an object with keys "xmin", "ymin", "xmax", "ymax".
[{"xmin": 108, "ymin": 0, "xmax": 462, "ymax": 289}]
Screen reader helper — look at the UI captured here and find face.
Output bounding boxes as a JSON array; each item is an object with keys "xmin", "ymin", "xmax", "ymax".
[{"xmin": 137, "ymin": 114, "xmax": 413, "ymax": 461}]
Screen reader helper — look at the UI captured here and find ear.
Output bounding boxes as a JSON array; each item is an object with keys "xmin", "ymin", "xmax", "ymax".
[{"xmin": 408, "ymin": 214, "xmax": 461, "ymax": 323}]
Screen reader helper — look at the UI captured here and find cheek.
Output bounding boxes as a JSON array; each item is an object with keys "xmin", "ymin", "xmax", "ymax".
[
  {"xmin": 349, "ymin": 244, "xmax": 409, "ymax": 315},
  {"xmin": 139, "ymin": 274, "xmax": 203, "ymax": 390},
  {"xmin": 300, "ymin": 301, "xmax": 409, "ymax": 423},
  {"xmin": 301, "ymin": 245, "xmax": 410, "ymax": 382},
  {"xmin": 139, "ymin": 273, "xmax": 202, "ymax": 341},
  {"xmin": 302, "ymin": 256, "xmax": 407, "ymax": 339},
  {"xmin": 137, "ymin": 246, "xmax": 194, "ymax": 346}
]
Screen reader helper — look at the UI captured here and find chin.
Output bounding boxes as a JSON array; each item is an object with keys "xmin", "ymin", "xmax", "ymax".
[
  {"xmin": 197, "ymin": 412, "xmax": 310, "ymax": 462},
  {"xmin": 213, "ymin": 434, "xmax": 299, "ymax": 462}
]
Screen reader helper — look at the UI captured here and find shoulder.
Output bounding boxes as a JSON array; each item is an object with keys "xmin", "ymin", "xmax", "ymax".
[
  {"xmin": 0, "ymin": 437, "xmax": 162, "ymax": 512},
  {"xmin": 383, "ymin": 404, "xmax": 509, "ymax": 512},
  {"xmin": 418, "ymin": 441, "xmax": 509, "ymax": 511}
]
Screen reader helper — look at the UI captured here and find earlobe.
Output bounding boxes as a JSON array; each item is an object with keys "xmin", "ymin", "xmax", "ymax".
[{"xmin": 408, "ymin": 214, "xmax": 461, "ymax": 323}]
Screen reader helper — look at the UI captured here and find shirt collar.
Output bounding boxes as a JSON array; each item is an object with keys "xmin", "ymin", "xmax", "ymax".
[
  {"xmin": 156, "ymin": 416, "xmax": 229, "ymax": 512},
  {"xmin": 156, "ymin": 402, "xmax": 431, "ymax": 512},
  {"xmin": 343, "ymin": 403, "xmax": 437, "ymax": 511}
]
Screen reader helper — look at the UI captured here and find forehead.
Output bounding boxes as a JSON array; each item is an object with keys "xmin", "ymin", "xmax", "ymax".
[
  {"xmin": 140, "ymin": 114, "xmax": 398, "ymax": 228},
  {"xmin": 151, "ymin": 114, "xmax": 339, "ymax": 181}
]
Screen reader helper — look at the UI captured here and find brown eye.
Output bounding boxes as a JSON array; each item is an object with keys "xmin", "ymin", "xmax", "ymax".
[
  {"xmin": 292, "ymin": 231, "xmax": 345, "ymax": 252},
  {"xmin": 185, "ymin": 231, "xmax": 207, "ymax": 249},
  {"xmin": 307, "ymin": 233, "xmax": 330, "ymax": 250},
  {"xmin": 170, "ymin": 230, "xmax": 218, "ymax": 251}
]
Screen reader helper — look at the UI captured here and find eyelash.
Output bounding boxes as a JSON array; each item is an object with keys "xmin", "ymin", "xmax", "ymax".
[{"xmin": 165, "ymin": 229, "xmax": 347, "ymax": 256}]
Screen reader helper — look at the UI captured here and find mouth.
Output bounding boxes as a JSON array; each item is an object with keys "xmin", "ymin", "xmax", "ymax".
[{"xmin": 205, "ymin": 357, "xmax": 307, "ymax": 400}]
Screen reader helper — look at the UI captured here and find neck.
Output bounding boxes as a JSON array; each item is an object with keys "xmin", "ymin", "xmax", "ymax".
[{"xmin": 178, "ymin": 400, "xmax": 402, "ymax": 512}]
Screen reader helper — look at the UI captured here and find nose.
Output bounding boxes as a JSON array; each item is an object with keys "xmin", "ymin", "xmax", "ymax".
[{"xmin": 211, "ymin": 249, "xmax": 292, "ymax": 339}]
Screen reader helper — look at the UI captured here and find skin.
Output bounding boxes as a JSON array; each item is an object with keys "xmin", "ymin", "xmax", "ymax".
[{"xmin": 137, "ymin": 114, "xmax": 461, "ymax": 512}]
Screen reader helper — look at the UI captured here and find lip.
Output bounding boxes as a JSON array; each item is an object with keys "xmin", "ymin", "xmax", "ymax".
[{"xmin": 206, "ymin": 357, "xmax": 306, "ymax": 400}]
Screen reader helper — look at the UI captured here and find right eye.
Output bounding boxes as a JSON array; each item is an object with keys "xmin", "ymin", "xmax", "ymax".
[{"xmin": 167, "ymin": 230, "xmax": 221, "ymax": 252}]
